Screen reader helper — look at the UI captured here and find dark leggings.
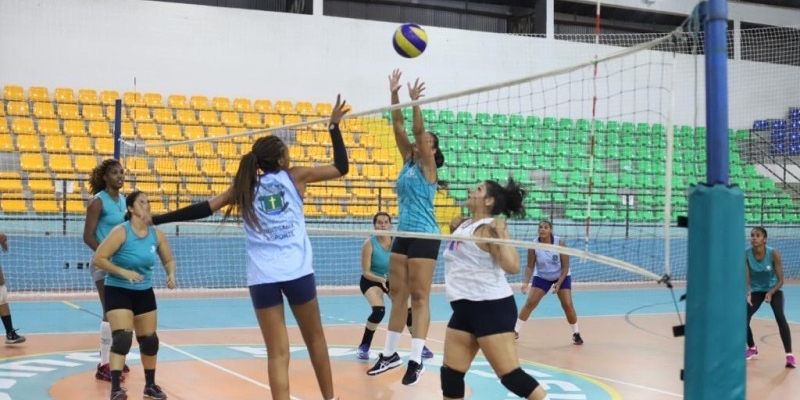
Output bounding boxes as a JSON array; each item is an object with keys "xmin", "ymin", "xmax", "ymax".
[{"xmin": 747, "ymin": 290, "xmax": 792, "ymax": 353}]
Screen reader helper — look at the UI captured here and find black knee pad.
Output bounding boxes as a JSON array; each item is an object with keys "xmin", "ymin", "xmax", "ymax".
[
  {"xmin": 368, "ymin": 306, "xmax": 386, "ymax": 324},
  {"xmin": 110, "ymin": 330, "xmax": 133, "ymax": 356},
  {"xmin": 137, "ymin": 332, "xmax": 160, "ymax": 356},
  {"xmin": 440, "ymin": 364, "xmax": 466, "ymax": 399},
  {"xmin": 501, "ymin": 368, "xmax": 539, "ymax": 398}
]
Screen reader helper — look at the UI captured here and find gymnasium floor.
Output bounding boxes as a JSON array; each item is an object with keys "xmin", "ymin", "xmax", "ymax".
[{"xmin": 2, "ymin": 286, "xmax": 799, "ymax": 399}]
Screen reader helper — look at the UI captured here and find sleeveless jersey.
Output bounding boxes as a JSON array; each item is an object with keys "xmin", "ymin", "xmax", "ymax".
[
  {"xmin": 369, "ymin": 236, "xmax": 391, "ymax": 277},
  {"xmin": 105, "ymin": 222, "xmax": 158, "ymax": 290},
  {"xmin": 244, "ymin": 170, "xmax": 313, "ymax": 285},
  {"xmin": 533, "ymin": 235, "xmax": 568, "ymax": 281},
  {"xmin": 443, "ymin": 218, "xmax": 512, "ymax": 302},
  {"xmin": 95, "ymin": 190, "xmax": 126, "ymax": 243},
  {"xmin": 747, "ymin": 246, "xmax": 778, "ymax": 293},
  {"xmin": 396, "ymin": 160, "xmax": 439, "ymax": 233}
]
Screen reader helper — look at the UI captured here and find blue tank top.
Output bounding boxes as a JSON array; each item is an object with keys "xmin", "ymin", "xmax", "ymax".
[
  {"xmin": 747, "ymin": 246, "xmax": 778, "ymax": 293},
  {"xmin": 95, "ymin": 190, "xmax": 126, "ymax": 242},
  {"xmin": 533, "ymin": 235, "xmax": 568, "ymax": 280},
  {"xmin": 396, "ymin": 160, "xmax": 439, "ymax": 233},
  {"xmin": 105, "ymin": 222, "xmax": 158, "ymax": 290},
  {"xmin": 370, "ymin": 237, "xmax": 391, "ymax": 277},
  {"xmin": 244, "ymin": 170, "xmax": 313, "ymax": 285}
]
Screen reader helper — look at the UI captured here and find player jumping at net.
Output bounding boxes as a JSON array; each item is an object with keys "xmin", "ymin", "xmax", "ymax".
[
  {"xmin": 357, "ymin": 211, "xmax": 433, "ymax": 360},
  {"xmin": 442, "ymin": 178, "xmax": 550, "ymax": 400},
  {"xmin": 367, "ymin": 70, "xmax": 446, "ymax": 386},
  {"xmin": 745, "ymin": 226, "xmax": 795, "ymax": 368},
  {"xmin": 0, "ymin": 231, "xmax": 26, "ymax": 345},
  {"xmin": 515, "ymin": 220, "xmax": 583, "ymax": 345},
  {"xmin": 149, "ymin": 95, "xmax": 349, "ymax": 400},
  {"xmin": 93, "ymin": 190, "xmax": 177, "ymax": 400},
  {"xmin": 83, "ymin": 158, "xmax": 131, "ymax": 381}
]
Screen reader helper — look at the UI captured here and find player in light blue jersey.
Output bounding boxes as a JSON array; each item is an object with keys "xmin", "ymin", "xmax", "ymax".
[
  {"xmin": 745, "ymin": 226, "xmax": 794, "ymax": 368},
  {"xmin": 515, "ymin": 220, "xmax": 583, "ymax": 345},
  {"xmin": 93, "ymin": 190, "xmax": 177, "ymax": 400},
  {"xmin": 368, "ymin": 70, "xmax": 446, "ymax": 386},
  {"xmin": 149, "ymin": 95, "xmax": 350, "ymax": 400},
  {"xmin": 83, "ymin": 158, "xmax": 129, "ymax": 381}
]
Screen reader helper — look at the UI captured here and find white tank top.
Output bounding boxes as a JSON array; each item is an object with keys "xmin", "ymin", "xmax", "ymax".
[
  {"xmin": 443, "ymin": 218, "xmax": 513, "ymax": 302},
  {"xmin": 533, "ymin": 235, "xmax": 568, "ymax": 280},
  {"xmin": 244, "ymin": 170, "xmax": 313, "ymax": 285}
]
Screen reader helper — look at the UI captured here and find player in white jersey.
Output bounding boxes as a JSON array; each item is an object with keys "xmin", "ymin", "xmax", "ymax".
[
  {"xmin": 441, "ymin": 178, "xmax": 551, "ymax": 400},
  {"xmin": 150, "ymin": 95, "xmax": 349, "ymax": 400},
  {"xmin": 515, "ymin": 221, "xmax": 583, "ymax": 345}
]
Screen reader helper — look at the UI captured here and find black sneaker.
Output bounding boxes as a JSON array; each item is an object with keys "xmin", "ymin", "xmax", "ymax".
[
  {"xmin": 572, "ymin": 332, "xmax": 584, "ymax": 345},
  {"xmin": 143, "ymin": 384, "xmax": 167, "ymax": 399},
  {"xmin": 5, "ymin": 329, "xmax": 26, "ymax": 345},
  {"xmin": 401, "ymin": 360, "xmax": 425, "ymax": 386},
  {"xmin": 110, "ymin": 388, "xmax": 128, "ymax": 400},
  {"xmin": 366, "ymin": 352, "xmax": 402, "ymax": 376}
]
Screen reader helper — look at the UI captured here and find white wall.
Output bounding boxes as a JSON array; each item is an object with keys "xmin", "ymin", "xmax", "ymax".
[{"xmin": 0, "ymin": 0, "xmax": 797, "ymax": 129}]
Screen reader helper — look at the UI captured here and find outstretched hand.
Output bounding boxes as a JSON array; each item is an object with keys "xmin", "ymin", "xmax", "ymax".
[
  {"xmin": 329, "ymin": 94, "xmax": 349, "ymax": 124},
  {"xmin": 389, "ymin": 69, "xmax": 403, "ymax": 93},
  {"xmin": 408, "ymin": 78, "xmax": 426, "ymax": 101}
]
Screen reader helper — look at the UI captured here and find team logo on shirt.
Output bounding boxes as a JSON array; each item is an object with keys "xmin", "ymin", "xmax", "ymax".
[{"xmin": 257, "ymin": 185, "xmax": 290, "ymax": 215}]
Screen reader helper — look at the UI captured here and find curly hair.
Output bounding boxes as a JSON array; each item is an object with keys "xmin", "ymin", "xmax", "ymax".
[{"xmin": 89, "ymin": 159, "xmax": 122, "ymax": 195}]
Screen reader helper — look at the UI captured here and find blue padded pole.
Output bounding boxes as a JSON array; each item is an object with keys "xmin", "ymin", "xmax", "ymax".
[
  {"xmin": 113, "ymin": 99, "xmax": 122, "ymax": 160},
  {"xmin": 684, "ymin": 1, "xmax": 746, "ymax": 399}
]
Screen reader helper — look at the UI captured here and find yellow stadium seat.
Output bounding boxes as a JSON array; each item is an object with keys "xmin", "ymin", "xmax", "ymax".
[
  {"xmin": 33, "ymin": 102, "xmax": 56, "ymax": 119},
  {"xmin": 28, "ymin": 87, "xmax": 50, "ymax": 102},
  {"xmin": 296, "ymin": 131, "xmax": 316, "ymax": 145},
  {"xmin": 243, "ymin": 113, "xmax": 263, "ymax": 128},
  {"xmin": 68, "ymin": 136, "xmax": 93, "ymax": 154},
  {"xmin": 328, "ymin": 187, "xmax": 351, "ymax": 199},
  {"xmin": 1, "ymin": 199, "xmax": 28, "ymax": 213},
  {"xmin": 320, "ymin": 203, "xmax": 347, "ymax": 218},
  {"xmin": 349, "ymin": 205, "xmax": 374, "ymax": 218},
  {"xmin": 0, "ymin": 172, "xmax": 23, "ymax": 193},
  {"xmin": 100, "ymin": 90, "xmax": 120, "ymax": 106},
  {"xmin": 49, "ymin": 154, "xmax": 74, "ymax": 173},
  {"xmin": 185, "ymin": 182, "xmax": 211, "ymax": 196},
  {"xmin": 289, "ymin": 147, "xmax": 306, "ymax": 161},
  {"xmin": 169, "ymin": 144, "xmax": 191, "ymax": 157},
  {"xmin": 26, "ymin": 174, "xmax": 53, "ymax": 193},
  {"xmin": 123, "ymin": 92, "xmax": 145, "ymax": 107},
  {"xmin": 200, "ymin": 159, "xmax": 224, "ymax": 176},
  {"xmin": 350, "ymin": 148, "xmax": 369, "ymax": 163},
  {"xmin": 362, "ymin": 164, "xmax": 382, "ymax": 179},
  {"xmin": 167, "ymin": 94, "xmax": 188, "ymax": 109},
  {"xmin": 315, "ymin": 132, "xmax": 332, "ymax": 146},
  {"xmin": 0, "ymin": 118, "xmax": 7, "ymax": 134},
  {"xmin": 264, "ymin": 114, "xmax": 282, "ymax": 127},
  {"xmin": 75, "ymin": 155, "xmax": 99, "ymax": 173},
  {"xmin": 20, "ymin": 154, "xmax": 46, "ymax": 172},
  {"xmin": 55, "ymin": 88, "xmax": 77, "ymax": 103},
  {"xmin": 190, "ymin": 96, "xmax": 211, "ymax": 111},
  {"xmin": 95, "ymin": 138, "xmax": 114, "ymax": 155},
  {"xmin": 223, "ymin": 159, "xmax": 239, "ymax": 177},
  {"xmin": 194, "ymin": 142, "xmax": 215, "ymax": 158},
  {"xmin": 218, "ymin": 142, "xmax": 239, "ymax": 159},
  {"xmin": 66, "ymin": 199, "xmax": 87, "ymax": 213},
  {"xmin": 37, "ymin": 119, "xmax": 62, "ymax": 136},
  {"xmin": 124, "ymin": 157, "xmax": 150, "ymax": 174},
  {"xmin": 304, "ymin": 203, "xmax": 321, "ymax": 217},
  {"xmin": 58, "ymin": 104, "xmax": 81, "ymax": 120},
  {"xmin": 212, "ymin": 97, "xmax": 232, "ymax": 112},
  {"xmin": 359, "ymin": 134, "xmax": 375, "ymax": 148},
  {"xmin": 210, "ymin": 182, "xmax": 228, "ymax": 194},
  {"xmin": 176, "ymin": 109, "xmax": 198, "ymax": 125},
  {"xmin": 144, "ymin": 92, "xmax": 164, "ymax": 108},
  {"xmin": 351, "ymin": 187, "xmax": 374, "ymax": 199},
  {"xmin": 149, "ymin": 197, "xmax": 167, "ymax": 214},
  {"xmin": 88, "ymin": 121, "xmax": 111, "ymax": 138},
  {"xmin": 137, "ymin": 123, "xmax": 160, "ymax": 140},
  {"xmin": 154, "ymin": 157, "xmax": 178, "ymax": 175},
  {"xmin": 383, "ymin": 164, "xmax": 398, "ymax": 177},
  {"xmin": 176, "ymin": 158, "xmax": 201, "ymax": 175},
  {"xmin": 160, "ymin": 180, "xmax": 181, "ymax": 195},
  {"xmin": 233, "ymin": 98, "xmax": 253, "ymax": 113},
  {"xmin": 315, "ymin": 102, "xmax": 333, "ymax": 116},
  {"xmin": 274, "ymin": 100, "xmax": 294, "ymax": 114},
  {"xmin": 307, "ymin": 146, "xmax": 328, "ymax": 162},
  {"xmin": 16, "ymin": 134, "xmax": 41, "ymax": 152},
  {"xmin": 221, "ymin": 112, "xmax": 242, "ymax": 127},
  {"xmin": 3, "ymin": 85, "xmax": 24, "ymax": 101},
  {"xmin": 184, "ymin": 125, "xmax": 206, "ymax": 140},
  {"xmin": 77, "ymin": 89, "xmax": 99, "ymax": 105},
  {"xmin": 82, "ymin": 105, "xmax": 105, "ymax": 121},
  {"xmin": 130, "ymin": 107, "xmax": 152, "ymax": 123},
  {"xmin": 161, "ymin": 124, "xmax": 183, "ymax": 141},
  {"xmin": 105, "ymin": 105, "xmax": 129, "ymax": 122},
  {"xmin": 152, "ymin": 108, "xmax": 174, "ymax": 124},
  {"xmin": 372, "ymin": 148, "xmax": 392, "ymax": 163},
  {"xmin": 63, "ymin": 120, "xmax": 87, "ymax": 137},
  {"xmin": 198, "ymin": 110, "xmax": 221, "ymax": 126},
  {"xmin": 44, "ymin": 136, "xmax": 69, "ymax": 153},
  {"xmin": 6, "ymin": 101, "xmax": 29, "ymax": 117},
  {"xmin": 0, "ymin": 104, "xmax": 3, "ymax": 117},
  {"xmin": 207, "ymin": 126, "xmax": 228, "ymax": 139},
  {"xmin": 135, "ymin": 181, "xmax": 161, "ymax": 195},
  {"xmin": 120, "ymin": 122, "xmax": 135, "ymax": 139},
  {"xmin": 0, "ymin": 134, "xmax": 13, "ymax": 152},
  {"xmin": 32, "ymin": 199, "xmax": 61, "ymax": 213},
  {"xmin": 254, "ymin": 99, "xmax": 272, "ymax": 113},
  {"xmin": 144, "ymin": 140, "xmax": 168, "ymax": 157},
  {"xmin": 295, "ymin": 101, "xmax": 314, "ymax": 116}
]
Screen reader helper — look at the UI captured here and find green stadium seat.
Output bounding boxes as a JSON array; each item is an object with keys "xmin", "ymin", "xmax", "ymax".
[
  {"xmin": 485, "ymin": 139, "xmax": 501, "ymax": 153},
  {"xmin": 452, "ymin": 124, "xmax": 469, "ymax": 137},
  {"xmin": 422, "ymin": 109, "xmax": 437, "ymax": 122},
  {"xmin": 497, "ymin": 153, "xmax": 516, "ymax": 168},
  {"xmin": 539, "ymin": 129, "xmax": 556, "ymax": 142},
  {"xmin": 507, "ymin": 128, "xmax": 523, "ymax": 141},
  {"xmin": 555, "ymin": 143, "xmax": 571, "ymax": 157},
  {"xmin": 636, "ymin": 123, "xmax": 650, "ymax": 134},
  {"xmin": 487, "ymin": 126, "xmax": 504, "ymax": 139},
  {"xmin": 576, "ymin": 119, "xmax": 590, "ymax": 132},
  {"xmin": 761, "ymin": 179, "xmax": 777, "ymax": 192},
  {"xmin": 558, "ymin": 118, "xmax": 573, "ymax": 131},
  {"xmin": 438, "ymin": 110, "xmax": 455, "ymax": 124},
  {"xmin": 606, "ymin": 121, "xmax": 621, "ymax": 133},
  {"xmin": 621, "ymin": 122, "xmax": 635, "ymax": 134},
  {"xmin": 455, "ymin": 169, "xmax": 472, "ymax": 183},
  {"xmin": 475, "ymin": 168, "xmax": 491, "ymax": 182},
  {"xmin": 593, "ymin": 120, "xmax": 607, "ymax": 133},
  {"xmin": 542, "ymin": 117, "xmax": 557, "ymax": 129},
  {"xmin": 432, "ymin": 123, "xmax": 450, "ymax": 136},
  {"xmin": 457, "ymin": 111, "xmax": 473, "ymax": 124},
  {"xmin": 449, "ymin": 188, "xmax": 468, "ymax": 201},
  {"xmin": 526, "ymin": 115, "xmax": 541, "ymax": 128},
  {"xmin": 539, "ymin": 143, "xmax": 555, "ymax": 157},
  {"xmin": 526, "ymin": 207, "xmax": 545, "ymax": 220},
  {"xmin": 519, "ymin": 142, "xmax": 535, "ymax": 155},
  {"xmin": 492, "ymin": 114, "xmax": 509, "ymax": 126},
  {"xmin": 605, "ymin": 174, "xmax": 620, "ymax": 187},
  {"xmin": 551, "ymin": 171, "xmax": 568, "ymax": 186},
  {"xmin": 471, "ymin": 125, "xmax": 487, "ymax": 138},
  {"xmin": 491, "ymin": 168, "xmax": 511, "ymax": 182},
  {"xmin": 509, "ymin": 114, "xmax": 525, "ymax": 127},
  {"xmin": 475, "ymin": 113, "xmax": 492, "ymax": 125},
  {"xmin": 465, "ymin": 138, "xmax": 480, "ymax": 152},
  {"xmin": 554, "ymin": 158, "xmax": 570, "ymax": 171},
  {"xmin": 455, "ymin": 153, "xmax": 478, "ymax": 168}
]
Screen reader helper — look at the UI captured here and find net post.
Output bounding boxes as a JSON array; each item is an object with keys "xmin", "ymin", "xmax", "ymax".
[
  {"xmin": 684, "ymin": 1, "xmax": 746, "ymax": 399},
  {"xmin": 113, "ymin": 99, "xmax": 122, "ymax": 160}
]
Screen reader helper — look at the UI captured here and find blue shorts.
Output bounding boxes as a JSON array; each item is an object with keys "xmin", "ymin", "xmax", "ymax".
[
  {"xmin": 249, "ymin": 273, "xmax": 317, "ymax": 309},
  {"xmin": 532, "ymin": 275, "xmax": 572, "ymax": 292}
]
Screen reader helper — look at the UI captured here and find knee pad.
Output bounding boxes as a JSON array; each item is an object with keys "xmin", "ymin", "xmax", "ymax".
[
  {"xmin": 440, "ymin": 364, "xmax": 466, "ymax": 399},
  {"xmin": 0, "ymin": 285, "xmax": 7, "ymax": 304},
  {"xmin": 110, "ymin": 330, "xmax": 133, "ymax": 356},
  {"xmin": 368, "ymin": 306, "xmax": 386, "ymax": 324},
  {"xmin": 501, "ymin": 368, "xmax": 539, "ymax": 399},
  {"xmin": 137, "ymin": 332, "xmax": 160, "ymax": 356}
]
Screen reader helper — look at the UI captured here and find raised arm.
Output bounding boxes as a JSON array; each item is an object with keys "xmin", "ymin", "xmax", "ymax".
[
  {"xmin": 290, "ymin": 94, "xmax": 350, "ymax": 191},
  {"xmin": 83, "ymin": 198, "xmax": 103, "ymax": 251},
  {"xmin": 478, "ymin": 219, "xmax": 519, "ymax": 274},
  {"xmin": 389, "ymin": 69, "xmax": 413, "ymax": 161},
  {"xmin": 408, "ymin": 79, "xmax": 437, "ymax": 183},
  {"xmin": 151, "ymin": 182, "xmax": 234, "ymax": 226}
]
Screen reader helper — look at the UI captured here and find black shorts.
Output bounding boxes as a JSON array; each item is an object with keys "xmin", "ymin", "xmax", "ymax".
[
  {"xmin": 249, "ymin": 273, "xmax": 317, "ymax": 309},
  {"xmin": 391, "ymin": 237, "xmax": 441, "ymax": 260},
  {"xmin": 447, "ymin": 296, "xmax": 517, "ymax": 338},
  {"xmin": 360, "ymin": 275, "xmax": 389, "ymax": 295},
  {"xmin": 104, "ymin": 285, "xmax": 158, "ymax": 316}
]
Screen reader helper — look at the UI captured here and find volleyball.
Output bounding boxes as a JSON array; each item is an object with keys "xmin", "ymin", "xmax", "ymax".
[{"xmin": 393, "ymin": 23, "xmax": 428, "ymax": 58}]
